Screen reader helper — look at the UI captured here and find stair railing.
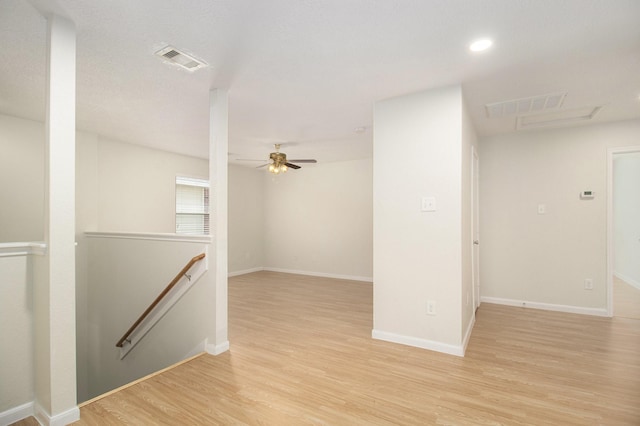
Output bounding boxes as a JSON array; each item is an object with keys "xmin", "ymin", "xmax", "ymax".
[{"xmin": 115, "ymin": 252, "xmax": 206, "ymax": 359}]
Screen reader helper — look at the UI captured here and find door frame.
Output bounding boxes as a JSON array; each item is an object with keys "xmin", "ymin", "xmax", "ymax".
[
  {"xmin": 606, "ymin": 145, "xmax": 640, "ymax": 317},
  {"xmin": 471, "ymin": 145, "xmax": 480, "ymax": 311}
]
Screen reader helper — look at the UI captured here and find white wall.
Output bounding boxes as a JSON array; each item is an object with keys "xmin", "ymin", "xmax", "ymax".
[
  {"xmin": 95, "ymin": 137, "xmax": 208, "ymax": 233},
  {"xmin": 0, "ymin": 115, "xmax": 44, "ymax": 242},
  {"xmin": 0, "ymin": 254, "xmax": 34, "ymax": 413},
  {"xmin": 75, "ymin": 131, "xmax": 99, "ymax": 402},
  {"xmin": 479, "ymin": 119, "xmax": 640, "ymax": 312},
  {"xmin": 373, "ymin": 85, "xmax": 466, "ymax": 353},
  {"xmin": 84, "ymin": 235, "xmax": 210, "ymax": 399},
  {"xmin": 0, "ymin": 115, "xmax": 208, "ymax": 238},
  {"xmin": 263, "ymin": 158, "xmax": 373, "ymax": 281},
  {"xmin": 77, "ymin": 136, "xmax": 209, "ymax": 402},
  {"xmin": 0, "ymin": 112, "xmax": 212, "ymax": 404},
  {"xmin": 613, "ymin": 152, "xmax": 640, "ymax": 287},
  {"xmin": 228, "ymin": 164, "xmax": 264, "ymax": 275}
]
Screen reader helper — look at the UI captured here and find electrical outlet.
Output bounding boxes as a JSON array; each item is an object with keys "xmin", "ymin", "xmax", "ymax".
[
  {"xmin": 584, "ymin": 279, "xmax": 593, "ymax": 290},
  {"xmin": 426, "ymin": 300, "xmax": 436, "ymax": 315}
]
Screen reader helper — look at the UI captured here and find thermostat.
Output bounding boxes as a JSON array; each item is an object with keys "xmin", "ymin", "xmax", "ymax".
[{"xmin": 580, "ymin": 190, "xmax": 594, "ymax": 199}]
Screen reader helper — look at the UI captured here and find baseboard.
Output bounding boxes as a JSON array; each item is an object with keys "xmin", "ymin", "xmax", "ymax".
[
  {"xmin": 228, "ymin": 267, "xmax": 264, "ymax": 277},
  {"xmin": 79, "ymin": 353, "xmax": 205, "ymax": 408},
  {"xmin": 371, "ymin": 329, "xmax": 465, "ymax": 357},
  {"xmin": 205, "ymin": 339, "xmax": 230, "ymax": 355},
  {"xmin": 34, "ymin": 404, "xmax": 80, "ymax": 426},
  {"xmin": 614, "ymin": 271, "xmax": 640, "ymax": 291},
  {"xmin": 0, "ymin": 401, "xmax": 33, "ymax": 426},
  {"xmin": 481, "ymin": 296, "xmax": 609, "ymax": 317},
  {"xmin": 263, "ymin": 267, "xmax": 373, "ymax": 283},
  {"xmin": 461, "ymin": 314, "xmax": 476, "ymax": 355}
]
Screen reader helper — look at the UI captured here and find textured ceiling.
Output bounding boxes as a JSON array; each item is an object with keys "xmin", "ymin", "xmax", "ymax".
[{"xmin": 1, "ymin": 0, "xmax": 639, "ymax": 164}]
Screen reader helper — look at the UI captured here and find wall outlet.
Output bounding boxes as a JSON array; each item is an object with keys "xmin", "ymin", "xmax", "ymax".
[
  {"xmin": 584, "ymin": 279, "xmax": 593, "ymax": 290},
  {"xmin": 426, "ymin": 300, "xmax": 436, "ymax": 315}
]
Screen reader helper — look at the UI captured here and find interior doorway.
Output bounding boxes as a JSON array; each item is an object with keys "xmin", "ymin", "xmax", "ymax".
[{"xmin": 608, "ymin": 147, "xmax": 640, "ymax": 319}]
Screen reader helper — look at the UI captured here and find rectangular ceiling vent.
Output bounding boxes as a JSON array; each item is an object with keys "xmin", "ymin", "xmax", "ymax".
[
  {"xmin": 485, "ymin": 92, "xmax": 567, "ymax": 118},
  {"xmin": 516, "ymin": 106, "xmax": 604, "ymax": 130},
  {"xmin": 155, "ymin": 46, "xmax": 207, "ymax": 72}
]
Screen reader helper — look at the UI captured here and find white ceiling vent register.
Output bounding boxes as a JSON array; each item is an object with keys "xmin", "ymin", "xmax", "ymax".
[
  {"xmin": 485, "ymin": 92, "xmax": 567, "ymax": 118},
  {"xmin": 155, "ymin": 46, "xmax": 207, "ymax": 72},
  {"xmin": 516, "ymin": 106, "xmax": 603, "ymax": 130}
]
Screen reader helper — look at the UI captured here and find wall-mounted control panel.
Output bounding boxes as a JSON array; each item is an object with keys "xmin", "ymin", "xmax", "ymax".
[{"xmin": 580, "ymin": 190, "xmax": 594, "ymax": 199}]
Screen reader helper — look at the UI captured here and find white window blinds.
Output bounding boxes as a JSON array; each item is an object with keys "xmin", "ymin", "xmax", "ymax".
[{"xmin": 176, "ymin": 176, "xmax": 210, "ymax": 235}]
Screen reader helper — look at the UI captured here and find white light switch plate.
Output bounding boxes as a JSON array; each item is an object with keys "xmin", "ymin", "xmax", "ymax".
[{"xmin": 421, "ymin": 197, "xmax": 437, "ymax": 212}]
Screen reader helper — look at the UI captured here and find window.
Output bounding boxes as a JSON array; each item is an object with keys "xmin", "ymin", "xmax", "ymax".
[{"xmin": 176, "ymin": 176, "xmax": 210, "ymax": 235}]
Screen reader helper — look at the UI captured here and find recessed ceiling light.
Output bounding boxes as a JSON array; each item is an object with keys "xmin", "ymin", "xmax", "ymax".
[{"xmin": 469, "ymin": 39, "xmax": 493, "ymax": 52}]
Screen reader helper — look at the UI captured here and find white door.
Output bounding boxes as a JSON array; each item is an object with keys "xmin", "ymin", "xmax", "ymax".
[{"xmin": 472, "ymin": 146, "xmax": 480, "ymax": 310}]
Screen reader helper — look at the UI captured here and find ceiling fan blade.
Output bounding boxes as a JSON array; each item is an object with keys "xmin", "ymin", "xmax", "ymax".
[
  {"xmin": 285, "ymin": 162, "xmax": 301, "ymax": 169},
  {"xmin": 255, "ymin": 163, "xmax": 269, "ymax": 168},
  {"xmin": 288, "ymin": 159, "xmax": 317, "ymax": 163},
  {"xmin": 237, "ymin": 158, "xmax": 266, "ymax": 162}
]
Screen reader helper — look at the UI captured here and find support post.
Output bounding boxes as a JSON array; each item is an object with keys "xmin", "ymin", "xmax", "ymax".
[
  {"xmin": 206, "ymin": 88, "xmax": 230, "ymax": 354},
  {"xmin": 33, "ymin": 13, "xmax": 80, "ymax": 425}
]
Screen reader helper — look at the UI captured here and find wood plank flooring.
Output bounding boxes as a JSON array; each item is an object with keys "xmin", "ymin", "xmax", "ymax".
[
  {"xmin": 62, "ymin": 271, "xmax": 640, "ymax": 424},
  {"xmin": 614, "ymin": 275, "xmax": 640, "ymax": 320}
]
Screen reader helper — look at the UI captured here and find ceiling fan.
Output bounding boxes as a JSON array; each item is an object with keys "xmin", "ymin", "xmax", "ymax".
[{"xmin": 241, "ymin": 144, "xmax": 317, "ymax": 174}]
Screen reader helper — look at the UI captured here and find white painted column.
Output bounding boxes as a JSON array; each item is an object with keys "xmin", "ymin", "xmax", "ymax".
[
  {"xmin": 34, "ymin": 14, "xmax": 80, "ymax": 425},
  {"xmin": 206, "ymin": 88, "xmax": 230, "ymax": 354}
]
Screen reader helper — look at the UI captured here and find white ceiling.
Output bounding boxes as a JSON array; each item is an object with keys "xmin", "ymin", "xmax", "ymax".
[{"xmin": 1, "ymin": 0, "xmax": 639, "ymax": 164}]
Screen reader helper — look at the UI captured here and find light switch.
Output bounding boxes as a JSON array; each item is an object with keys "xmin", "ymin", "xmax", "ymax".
[
  {"xmin": 537, "ymin": 204, "xmax": 546, "ymax": 214},
  {"xmin": 421, "ymin": 197, "xmax": 437, "ymax": 212}
]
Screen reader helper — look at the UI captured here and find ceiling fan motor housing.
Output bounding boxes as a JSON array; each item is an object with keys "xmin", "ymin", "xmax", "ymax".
[{"xmin": 270, "ymin": 152, "xmax": 287, "ymax": 164}]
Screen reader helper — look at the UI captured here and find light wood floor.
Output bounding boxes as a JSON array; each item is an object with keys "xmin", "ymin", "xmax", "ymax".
[
  {"xmin": 614, "ymin": 275, "xmax": 640, "ymax": 320},
  {"xmin": 17, "ymin": 271, "xmax": 640, "ymax": 425}
]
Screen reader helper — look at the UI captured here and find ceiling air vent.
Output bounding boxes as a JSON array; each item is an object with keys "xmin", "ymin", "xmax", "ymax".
[
  {"xmin": 516, "ymin": 106, "xmax": 604, "ymax": 130},
  {"xmin": 485, "ymin": 92, "xmax": 567, "ymax": 118},
  {"xmin": 155, "ymin": 46, "xmax": 207, "ymax": 72}
]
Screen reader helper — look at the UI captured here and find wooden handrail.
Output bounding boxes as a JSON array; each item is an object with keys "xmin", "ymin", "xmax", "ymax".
[{"xmin": 116, "ymin": 253, "xmax": 206, "ymax": 348}]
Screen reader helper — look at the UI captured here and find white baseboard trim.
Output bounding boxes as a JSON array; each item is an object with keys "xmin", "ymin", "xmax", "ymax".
[
  {"xmin": 614, "ymin": 271, "xmax": 640, "ymax": 291},
  {"xmin": 0, "ymin": 401, "xmax": 34, "ymax": 426},
  {"xmin": 264, "ymin": 267, "xmax": 373, "ymax": 283},
  {"xmin": 461, "ymin": 314, "xmax": 476, "ymax": 356},
  {"xmin": 481, "ymin": 296, "xmax": 609, "ymax": 317},
  {"xmin": 206, "ymin": 340, "xmax": 230, "ymax": 355},
  {"xmin": 371, "ymin": 329, "xmax": 464, "ymax": 357},
  {"xmin": 228, "ymin": 267, "xmax": 264, "ymax": 277},
  {"xmin": 35, "ymin": 404, "xmax": 80, "ymax": 426}
]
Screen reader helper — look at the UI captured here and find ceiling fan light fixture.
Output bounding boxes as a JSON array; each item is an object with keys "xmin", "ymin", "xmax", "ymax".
[
  {"xmin": 270, "ymin": 163, "xmax": 287, "ymax": 174},
  {"xmin": 240, "ymin": 144, "xmax": 315, "ymax": 173}
]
